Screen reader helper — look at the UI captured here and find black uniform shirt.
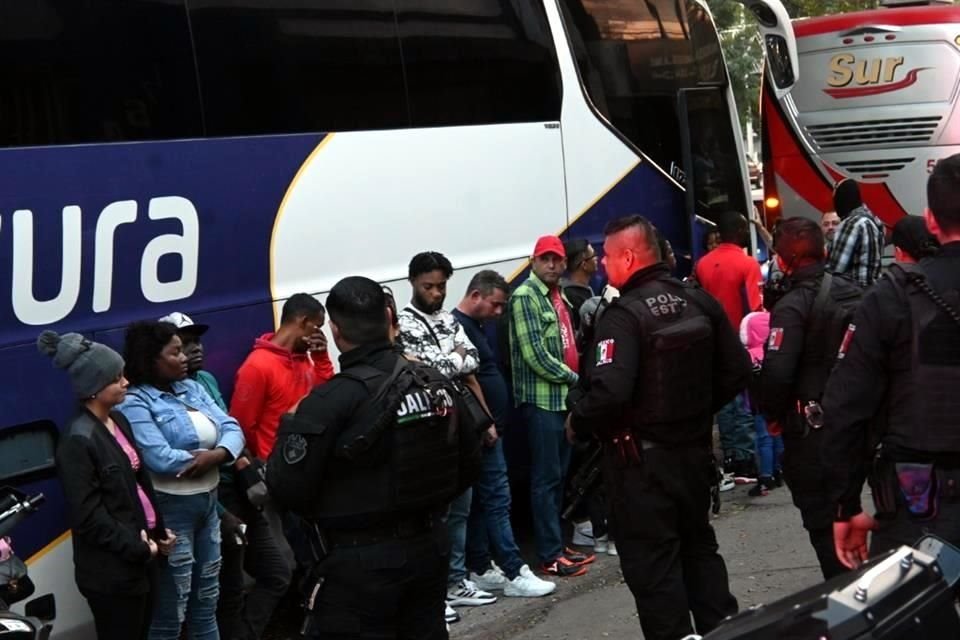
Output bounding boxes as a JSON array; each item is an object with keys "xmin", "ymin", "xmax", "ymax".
[
  {"xmin": 570, "ymin": 263, "xmax": 750, "ymax": 441},
  {"xmin": 822, "ymin": 242, "xmax": 960, "ymax": 519},
  {"xmin": 266, "ymin": 341, "xmax": 398, "ymax": 516}
]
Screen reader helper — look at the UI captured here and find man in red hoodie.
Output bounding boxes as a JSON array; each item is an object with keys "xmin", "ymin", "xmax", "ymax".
[{"xmin": 231, "ymin": 293, "xmax": 335, "ymax": 461}]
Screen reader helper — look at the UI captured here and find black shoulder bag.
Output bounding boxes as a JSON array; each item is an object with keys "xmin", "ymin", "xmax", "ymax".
[{"xmin": 404, "ymin": 309, "xmax": 493, "ymax": 433}]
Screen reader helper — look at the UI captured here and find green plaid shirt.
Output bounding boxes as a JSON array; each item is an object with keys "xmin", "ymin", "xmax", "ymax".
[{"xmin": 509, "ymin": 273, "xmax": 578, "ymax": 411}]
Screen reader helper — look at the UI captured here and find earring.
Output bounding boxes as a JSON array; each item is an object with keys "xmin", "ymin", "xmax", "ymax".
[{"xmin": 90, "ymin": 393, "xmax": 97, "ymax": 400}]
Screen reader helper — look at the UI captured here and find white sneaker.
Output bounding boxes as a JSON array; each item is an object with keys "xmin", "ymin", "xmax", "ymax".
[
  {"xmin": 469, "ymin": 566, "xmax": 508, "ymax": 592},
  {"xmin": 594, "ymin": 534, "xmax": 610, "ymax": 554},
  {"xmin": 607, "ymin": 540, "xmax": 618, "ymax": 556},
  {"xmin": 571, "ymin": 521, "xmax": 595, "ymax": 547},
  {"xmin": 445, "ymin": 603, "xmax": 460, "ymax": 624},
  {"xmin": 447, "ymin": 579, "xmax": 497, "ymax": 607},
  {"xmin": 503, "ymin": 565, "xmax": 556, "ymax": 597},
  {"xmin": 719, "ymin": 473, "xmax": 736, "ymax": 492}
]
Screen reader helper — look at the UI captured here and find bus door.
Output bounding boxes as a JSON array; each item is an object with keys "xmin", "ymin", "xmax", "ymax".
[{"xmin": 678, "ymin": 87, "xmax": 752, "ymax": 260}]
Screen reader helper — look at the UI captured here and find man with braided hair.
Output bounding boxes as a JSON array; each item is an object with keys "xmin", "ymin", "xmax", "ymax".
[{"xmin": 825, "ymin": 154, "xmax": 960, "ymax": 570}]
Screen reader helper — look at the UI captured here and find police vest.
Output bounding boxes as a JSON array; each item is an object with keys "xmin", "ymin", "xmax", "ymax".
[
  {"xmin": 615, "ymin": 276, "xmax": 715, "ymax": 443},
  {"xmin": 885, "ymin": 264, "xmax": 960, "ymax": 453},
  {"xmin": 795, "ymin": 273, "xmax": 863, "ymax": 402},
  {"xmin": 312, "ymin": 359, "xmax": 478, "ymax": 528}
]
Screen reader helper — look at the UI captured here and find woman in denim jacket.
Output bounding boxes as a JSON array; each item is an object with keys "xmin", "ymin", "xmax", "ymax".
[{"xmin": 120, "ymin": 321, "xmax": 244, "ymax": 640}]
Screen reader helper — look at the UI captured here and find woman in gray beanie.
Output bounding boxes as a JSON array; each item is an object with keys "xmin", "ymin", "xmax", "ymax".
[{"xmin": 39, "ymin": 330, "xmax": 175, "ymax": 640}]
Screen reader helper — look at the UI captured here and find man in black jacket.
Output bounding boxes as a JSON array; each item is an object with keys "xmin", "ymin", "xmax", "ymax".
[
  {"xmin": 758, "ymin": 217, "xmax": 861, "ymax": 579},
  {"xmin": 568, "ymin": 215, "xmax": 750, "ymax": 640},
  {"xmin": 825, "ymin": 155, "xmax": 960, "ymax": 569},
  {"xmin": 267, "ymin": 276, "xmax": 480, "ymax": 639}
]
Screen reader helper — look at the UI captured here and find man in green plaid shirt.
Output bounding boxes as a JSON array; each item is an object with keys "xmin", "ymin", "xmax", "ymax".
[{"xmin": 509, "ymin": 235, "xmax": 593, "ymax": 577}]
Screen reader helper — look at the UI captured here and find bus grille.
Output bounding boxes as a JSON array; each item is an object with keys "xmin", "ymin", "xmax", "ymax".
[
  {"xmin": 835, "ymin": 157, "xmax": 914, "ymax": 178},
  {"xmin": 805, "ymin": 116, "xmax": 941, "ymax": 149}
]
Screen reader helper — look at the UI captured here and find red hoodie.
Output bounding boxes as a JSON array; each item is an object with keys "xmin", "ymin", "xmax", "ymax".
[{"xmin": 230, "ymin": 333, "xmax": 335, "ymax": 460}]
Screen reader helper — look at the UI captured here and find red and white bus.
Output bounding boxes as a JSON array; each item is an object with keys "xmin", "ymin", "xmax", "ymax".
[{"xmin": 759, "ymin": 0, "xmax": 960, "ymax": 227}]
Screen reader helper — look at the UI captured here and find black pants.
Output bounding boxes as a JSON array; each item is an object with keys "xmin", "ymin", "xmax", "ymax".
[
  {"xmin": 84, "ymin": 589, "xmax": 152, "ymax": 640},
  {"xmin": 217, "ymin": 486, "xmax": 293, "ymax": 640},
  {"xmin": 603, "ymin": 444, "xmax": 738, "ymax": 640},
  {"xmin": 305, "ymin": 530, "xmax": 449, "ymax": 640},
  {"xmin": 782, "ymin": 429, "xmax": 848, "ymax": 580}
]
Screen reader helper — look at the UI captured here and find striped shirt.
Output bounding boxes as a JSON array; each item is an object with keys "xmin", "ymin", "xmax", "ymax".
[
  {"xmin": 509, "ymin": 273, "xmax": 578, "ymax": 411},
  {"xmin": 826, "ymin": 206, "xmax": 884, "ymax": 289}
]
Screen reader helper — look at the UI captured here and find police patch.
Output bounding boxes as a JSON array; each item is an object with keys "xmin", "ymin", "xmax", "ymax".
[
  {"xmin": 838, "ymin": 324, "xmax": 856, "ymax": 360},
  {"xmin": 768, "ymin": 328, "xmax": 784, "ymax": 351},
  {"xmin": 596, "ymin": 339, "xmax": 616, "ymax": 366},
  {"xmin": 282, "ymin": 434, "xmax": 308, "ymax": 464}
]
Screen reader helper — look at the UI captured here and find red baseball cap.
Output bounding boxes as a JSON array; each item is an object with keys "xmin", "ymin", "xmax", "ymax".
[{"xmin": 533, "ymin": 235, "xmax": 565, "ymax": 258}]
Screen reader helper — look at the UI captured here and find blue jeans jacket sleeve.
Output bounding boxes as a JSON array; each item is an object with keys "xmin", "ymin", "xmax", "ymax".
[
  {"xmin": 210, "ymin": 401, "xmax": 244, "ymax": 461},
  {"xmin": 121, "ymin": 393, "xmax": 195, "ymax": 476}
]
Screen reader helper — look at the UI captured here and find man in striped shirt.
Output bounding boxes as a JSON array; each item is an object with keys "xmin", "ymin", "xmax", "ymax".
[
  {"xmin": 825, "ymin": 180, "xmax": 884, "ymax": 289},
  {"xmin": 509, "ymin": 235, "xmax": 594, "ymax": 577}
]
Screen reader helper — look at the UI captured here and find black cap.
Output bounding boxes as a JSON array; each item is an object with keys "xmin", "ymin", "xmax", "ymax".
[{"xmin": 891, "ymin": 216, "xmax": 939, "ymax": 261}]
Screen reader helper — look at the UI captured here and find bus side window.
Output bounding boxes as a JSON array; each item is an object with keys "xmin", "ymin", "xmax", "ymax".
[
  {"xmin": 188, "ymin": 1, "xmax": 410, "ymax": 137},
  {"xmin": 0, "ymin": 0, "xmax": 203, "ymax": 148},
  {"xmin": 396, "ymin": 1, "xmax": 562, "ymax": 128},
  {"xmin": 0, "ymin": 421, "xmax": 58, "ymax": 484}
]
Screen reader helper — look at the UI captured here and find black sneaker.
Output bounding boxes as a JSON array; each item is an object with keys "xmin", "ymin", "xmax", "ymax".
[
  {"xmin": 540, "ymin": 557, "xmax": 589, "ymax": 577},
  {"xmin": 748, "ymin": 477, "xmax": 776, "ymax": 497},
  {"xmin": 773, "ymin": 469, "xmax": 784, "ymax": 487}
]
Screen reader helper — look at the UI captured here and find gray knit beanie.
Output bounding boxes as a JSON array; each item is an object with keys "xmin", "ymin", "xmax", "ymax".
[{"xmin": 37, "ymin": 331, "xmax": 125, "ymax": 399}]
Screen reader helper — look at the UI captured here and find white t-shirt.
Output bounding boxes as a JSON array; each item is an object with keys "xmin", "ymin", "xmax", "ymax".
[{"xmin": 151, "ymin": 410, "xmax": 220, "ymax": 496}]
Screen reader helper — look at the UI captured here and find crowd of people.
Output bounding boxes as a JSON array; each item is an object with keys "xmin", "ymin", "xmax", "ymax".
[{"xmin": 38, "ymin": 154, "xmax": 960, "ymax": 640}]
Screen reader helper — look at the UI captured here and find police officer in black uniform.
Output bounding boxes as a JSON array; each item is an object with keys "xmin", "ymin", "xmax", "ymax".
[
  {"xmin": 824, "ymin": 155, "xmax": 960, "ymax": 570},
  {"xmin": 266, "ymin": 276, "xmax": 480, "ymax": 639},
  {"xmin": 757, "ymin": 217, "xmax": 861, "ymax": 580},
  {"xmin": 567, "ymin": 215, "xmax": 750, "ymax": 640}
]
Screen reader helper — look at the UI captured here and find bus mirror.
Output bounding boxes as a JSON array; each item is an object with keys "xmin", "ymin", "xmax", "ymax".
[
  {"xmin": 765, "ymin": 34, "xmax": 795, "ymax": 89},
  {"xmin": 735, "ymin": 0, "xmax": 799, "ymax": 96}
]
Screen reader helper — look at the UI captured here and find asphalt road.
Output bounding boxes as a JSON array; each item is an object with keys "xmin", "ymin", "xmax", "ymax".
[{"xmin": 451, "ymin": 481, "xmax": 823, "ymax": 640}]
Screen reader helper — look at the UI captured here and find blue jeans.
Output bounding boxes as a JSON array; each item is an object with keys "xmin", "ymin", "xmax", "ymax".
[
  {"xmin": 447, "ymin": 488, "xmax": 472, "ymax": 586},
  {"xmin": 717, "ymin": 394, "xmax": 755, "ymax": 462},
  {"xmin": 753, "ymin": 414, "xmax": 784, "ymax": 480},
  {"xmin": 151, "ymin": 491, "xmax": 221, "ymax": 640},
  {"xmin": 522, "ymin": 405, "xmax": 571, "ymax": 565},
  {"xmin": 465, "ymin": 439, "xmax": 525, "ymax": 580}
]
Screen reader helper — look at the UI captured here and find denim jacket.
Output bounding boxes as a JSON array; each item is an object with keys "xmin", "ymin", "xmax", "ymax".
[{"xmin": 120, "ymin": 378, "xmax": 245, "ymax": 476}]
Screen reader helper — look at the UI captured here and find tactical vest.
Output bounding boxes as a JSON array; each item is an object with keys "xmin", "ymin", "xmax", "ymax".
[
  {"xmin": 311, "ymin": 359, "xmax": 474, "ymax": 528},
  {"xmin": 614, "ymin": 277, "xmax": 715, "ymax": 444},
  {"xmin": 885, "ymin": 264, "xmax": 960, "ymax": 453},
  {"xmin": 795, "ymin": 273, "xmax": 863, "ymax": 401}
]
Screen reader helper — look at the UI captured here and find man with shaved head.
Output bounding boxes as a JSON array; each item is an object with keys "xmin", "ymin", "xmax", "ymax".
[{"xmin": 567, "ymin": 215, "xmax": 751, "ymax": 640}]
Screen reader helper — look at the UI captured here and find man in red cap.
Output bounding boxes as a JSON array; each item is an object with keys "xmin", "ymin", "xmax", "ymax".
[{"xmin": 509, "ymin": 235, "xmax": 594, "ymax": 577}]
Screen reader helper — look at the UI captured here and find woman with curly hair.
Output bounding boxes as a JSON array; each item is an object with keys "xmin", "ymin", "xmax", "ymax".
[{"xmin": 120, "ymin": 320, "xmax": 244, "ymax": 640}]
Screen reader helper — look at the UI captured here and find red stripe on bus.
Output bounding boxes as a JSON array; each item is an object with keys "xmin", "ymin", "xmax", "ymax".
[
  {"xmin": 794, "ymin": 6, "xmax": 960, "ymax": 39},
  {"xmin": 763, "ymin": 89, "xmax": 834, "ymax": 213},
  {"xmin": 823, "ymin": 68, "xmax": 929, "ymax": 99}
]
